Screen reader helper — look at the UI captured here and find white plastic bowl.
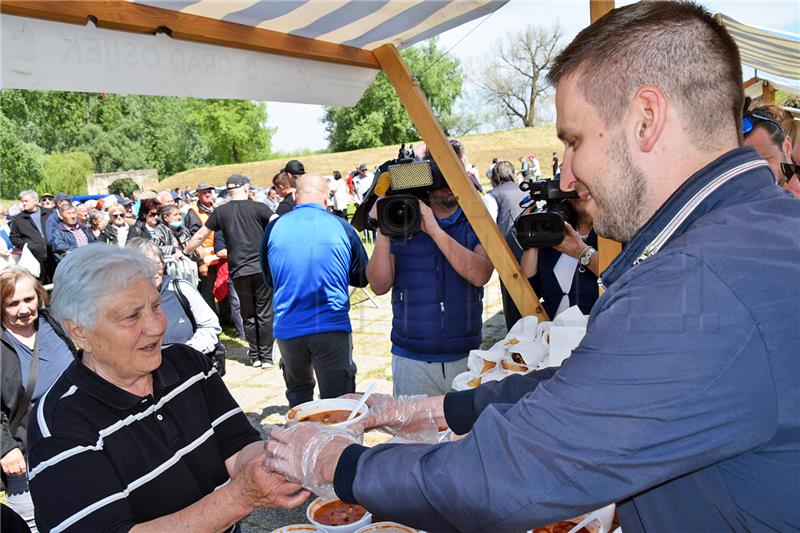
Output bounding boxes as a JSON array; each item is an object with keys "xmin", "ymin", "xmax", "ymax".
[
  {"xmin": 285, "ymin": 398, "xmax": 369, "ymax": 430},
  {"xmin": 269, "ymin": 525, "xmax": 322, "ymax": 533},
  {"xmin": 354, "ymin": 522, "xmax": 417, "ymax": 533},
  {"xmin": 306, "ymin": 497, "xmax": 372, "ymax": 533}
]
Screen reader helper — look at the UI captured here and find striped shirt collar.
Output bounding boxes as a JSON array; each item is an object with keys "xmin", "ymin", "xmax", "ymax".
[{"xmin": 66, "ymin": 351, "xmax": 181, "ymax": 410}]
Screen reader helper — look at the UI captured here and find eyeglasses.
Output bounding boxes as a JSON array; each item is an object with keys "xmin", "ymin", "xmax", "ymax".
[
  {"xmin": 112, "ymin": 213, "xmax": 125, "ymax": 218},
  {"xmin": 743, "ymin": 112, "xmax": 785, "ymax": 139},
  {"xmin": 780, "ymin": 162, "xmax": 800, "ymax": 183},
  {"xmin": 147, "ymin": 211, "xmax": 158, "ymax": 217}
]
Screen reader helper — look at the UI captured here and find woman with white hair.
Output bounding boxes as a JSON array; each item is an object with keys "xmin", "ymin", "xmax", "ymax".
[{"xmin": 26, "ymin": 244, "xmax": 308, "ymax": 532}]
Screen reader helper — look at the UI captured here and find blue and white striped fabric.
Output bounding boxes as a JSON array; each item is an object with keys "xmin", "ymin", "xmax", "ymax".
[
  {"xmin": 717, "ymin": 13, "xmax": 800, "ymax": 81},
  {"xmin": 132, "ymin": 0, "xmax": 507, "ymax": 51}
]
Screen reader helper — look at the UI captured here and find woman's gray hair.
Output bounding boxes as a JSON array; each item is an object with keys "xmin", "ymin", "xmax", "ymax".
[
  {"xmin": 51, "ymin": 243, "xmax": 157, "ymax": 330},
  {"xmin": 125, "ymin": 237, "xmax": 163, "ymax": 261}
]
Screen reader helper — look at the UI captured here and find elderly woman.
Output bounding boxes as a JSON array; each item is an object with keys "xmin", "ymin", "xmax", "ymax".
[
  {"xmin": 87, "ymin": 210, "xmax": 107, "ymax": 239},
  {"xmin": 153, "ymin": 205, "xmax": 199, "ymax": 285},
  {"xmin": 101, "ymin": 205, "xmax": 144, "ymax": 248},
  {"xmin": 50, "ymin": 203, "xmax": 95, "ymax": 261},
  {"xmin": 133, "ymin": 198, "xmax": 162, "ymax": 240},
  {"xmin": 126, "ymin": 238, "xmax": 221, "ymax": 357},
  {"xmin": 1, "ymin": 267, "xmax": 75, "ymax": 532},
  {"xmin": 27, "ymin": 244, "xmax": 308, "ymax": 532}
]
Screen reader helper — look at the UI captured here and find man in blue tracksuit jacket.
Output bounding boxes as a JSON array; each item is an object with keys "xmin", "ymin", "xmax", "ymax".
[
  {"xmin": 261, "ymin": 174, "xmax": 368, "ymax": 407},
  {"xmin": 264, "ymin": 4, "xmax": 799, "ymax": 532}
]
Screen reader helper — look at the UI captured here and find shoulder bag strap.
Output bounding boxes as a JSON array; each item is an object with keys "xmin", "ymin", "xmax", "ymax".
[
  {"xmin": 170, "ymin": 278, "xmax": 197, "ymax": 333},
  {"xmin": 9, "ymin": 332, "xmax": 40, "ymax": 436}
]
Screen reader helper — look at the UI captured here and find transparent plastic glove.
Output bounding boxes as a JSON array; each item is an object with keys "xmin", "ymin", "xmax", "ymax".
[
  {"xmin": 361, "ymin": 394, "xmax": 446, "ymax": 443},
  {"xmin": 263, "ymin": 423, "xmax": 358, "ymax": 500}
]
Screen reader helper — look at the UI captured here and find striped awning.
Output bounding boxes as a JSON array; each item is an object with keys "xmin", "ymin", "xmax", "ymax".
[
  {"xmin": 132, "ymin": 0, "xmax": 504, "ymax": 52},
  {"xmin": 717, "ymin": 13, "xmax": 800, "ymax": 81},
  {"xmin": 0, "ymin": 1, "xmax": 507, "ymax": 105}
]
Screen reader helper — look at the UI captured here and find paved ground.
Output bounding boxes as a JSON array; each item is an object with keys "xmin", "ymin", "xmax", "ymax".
[{"xmin": 221, "ymin": 273, "xmax": 508, "ymax": 532}]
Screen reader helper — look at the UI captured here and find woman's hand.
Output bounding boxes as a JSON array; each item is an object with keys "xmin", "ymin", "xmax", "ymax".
[
  {"xmin": 1, "ymin": 447, "xmax": 27, "ymax": 476},
  {"xmin": 231, "ymin": 450, "xmax": 309, "ymax": 511}
]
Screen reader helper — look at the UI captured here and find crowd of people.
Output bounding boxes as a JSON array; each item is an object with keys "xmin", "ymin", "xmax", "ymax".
[{"xmin": 1, "ymin": 2, "xmax": 799, "ymax": 531}]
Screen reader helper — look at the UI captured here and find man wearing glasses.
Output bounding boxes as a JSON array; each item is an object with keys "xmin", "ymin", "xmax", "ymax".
[{"xmin": 743, "ymin": 104, "xmax": 800, "ymax": 198}]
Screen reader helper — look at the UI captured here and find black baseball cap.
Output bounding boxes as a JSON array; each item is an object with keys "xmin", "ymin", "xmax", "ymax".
[
  {"xmin": 282, "ymin": 160, "xmax": 305, "ymax": 176},
  {"xmin": 226, "ymin": 174, "xmax": 251, "ymax": 189}
]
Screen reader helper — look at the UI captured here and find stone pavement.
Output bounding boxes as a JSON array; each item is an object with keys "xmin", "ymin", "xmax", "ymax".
[{"xmin": 221, "ymin": 273, "xmax": 508, "ymax": 532}]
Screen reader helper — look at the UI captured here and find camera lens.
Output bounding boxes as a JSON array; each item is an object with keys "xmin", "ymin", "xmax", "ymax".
[{"xmin": 387, "ymin": 201, "xmax": 413, "ymax": 227}]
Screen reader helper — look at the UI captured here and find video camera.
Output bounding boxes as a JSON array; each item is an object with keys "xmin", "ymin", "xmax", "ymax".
[
  {"xmin": 351, "ymin": 144, "xmax": 446, "ymax": 239},
  {"xmin": 514, "ymin": 179, "xmax": 578, "ymax": 248}
]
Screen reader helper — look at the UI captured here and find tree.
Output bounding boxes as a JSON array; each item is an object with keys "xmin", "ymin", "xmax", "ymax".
[
  {"xmin": 324, "ymin": 39, "xmax": 464, "ymax": 152},
  {"xmin": 474, "ymin": 24, "xmax": 562, "ymax": 128},
  {"xmin": 189, "ymin": 100, "xmax": 272, "ymax": 165},
  {"xmin": 0, "ymin": 112, "xmax": 45, "ymax": 199},
  {"xmin": 107, "ymin": 178, "xmax": 139, "ymax": 197},
  {"xmin": 38, "ymin": 151, "xmax": 94, "ymax": 196}
]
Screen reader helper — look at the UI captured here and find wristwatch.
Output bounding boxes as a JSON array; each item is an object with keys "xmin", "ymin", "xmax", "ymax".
[{"xmin": 579, "ymin": 245, "xmax": 597, "ymax": 267}]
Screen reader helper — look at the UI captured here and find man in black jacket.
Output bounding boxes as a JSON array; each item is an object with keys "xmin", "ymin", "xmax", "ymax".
[{"xmin": 9, "ymin": 190, "xmax": 53, "ymax": 280}]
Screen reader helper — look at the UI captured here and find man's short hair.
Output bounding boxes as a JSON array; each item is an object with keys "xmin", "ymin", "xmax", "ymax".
[
  {"xmin": 748, "ymin": 104, "xmax": 795, "ymax": 149},
  {"xmin": 19, "ymin": 189, "xmax": 38, "ymax": 201},
  {"xmin": 273, "ymin": 172, "xmax": 292, "ymax": 189},
  {"xmin": 547, "ymin": 1, "xmax": 742, "ymax": 151},
  {"xmin": 58, "ymin": 202, "xmax": 76, "ymax": 216}
]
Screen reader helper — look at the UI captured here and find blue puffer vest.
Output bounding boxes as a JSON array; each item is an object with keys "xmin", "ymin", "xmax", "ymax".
[{"xmin": 389, "ymin": 209, "xmax": 483, "ymax": 362}]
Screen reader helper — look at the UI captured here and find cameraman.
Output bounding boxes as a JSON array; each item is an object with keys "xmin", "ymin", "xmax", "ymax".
[
  {"xmin": 367, "ymin": 163, "xmax": 493, "ymax": 397},
  {"xmin": 520, "ymin": 193, "xmax": 598, "ymax": 318}
]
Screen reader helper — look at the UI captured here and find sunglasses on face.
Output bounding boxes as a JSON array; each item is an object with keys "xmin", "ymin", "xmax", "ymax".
[
  {"xmin": 147, "ymin": 211, "xmax": 158, "ymax": 217},
  {"xmin": 780, "ymin": 162, "xmax": 800, "ymax": 183},
  {"xmin": 112, "ymin": 213, "xmax": 125, "ymax": 218},
  {"xmin": 742, "ymin": 112, "xmax": 785, "ymax": 139}
]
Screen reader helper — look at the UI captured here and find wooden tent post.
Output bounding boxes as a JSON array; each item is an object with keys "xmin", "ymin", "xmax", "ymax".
[
  {"xmin": 373, "ymin": 43, "xmax": 548, "ymax": 322},
  {"xmin": 589, "ymin": 1, "xmax": 623, "ymax": 275}
]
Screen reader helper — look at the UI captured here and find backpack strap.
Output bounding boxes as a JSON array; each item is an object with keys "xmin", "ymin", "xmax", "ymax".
[{"xmin": 170, "ymin": 278, "xmax": 197, "ymax": 333}]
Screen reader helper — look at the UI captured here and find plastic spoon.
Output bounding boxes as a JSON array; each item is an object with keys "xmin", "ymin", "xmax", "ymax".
[
  {"xmin": 347, "ymin": 383, "xmax": 377, "ymax": 421},
  {"xmin": 566, "ymin": 513, "xmax": 598, "ymax": 533}
]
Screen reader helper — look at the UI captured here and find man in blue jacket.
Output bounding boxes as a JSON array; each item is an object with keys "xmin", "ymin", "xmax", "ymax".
[
  {"xmin": 264, "ymin": 3, "xmax": 800, "ymax": 532},
  {"xmin": 261, "ymin": 174, "xmax": 368, "ymax": 407},
  {"xmin": 366, "ymin": 161, "xmax": 493, "ymax": 397}
]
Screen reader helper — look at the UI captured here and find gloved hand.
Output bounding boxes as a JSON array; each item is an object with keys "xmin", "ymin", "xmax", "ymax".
[
  {"xmin": 263, "ymin": 423, "xmax": 359, "ymax": 500},
  {"xmin": 357, "ymin": 394, "xmax": 447, "ymax": 443}
]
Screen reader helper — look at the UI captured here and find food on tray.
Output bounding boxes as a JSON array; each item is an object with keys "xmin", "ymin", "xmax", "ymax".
[
  {"xmin": 313, "ymin": 501, "xmax": 367, "ymax": 526},
  {"xmin": 467, "ymin": 376, "xmax": 482, "ymax": 388},
  {"xmin": 531, "ymin": 521, "xmax": 589, "ymax": 533},
  {"xmin": 501, "ymin": 352, "xmax": 529, "ymax": 373},
  {"xmin": 505, "ymin": 338, "xmax": 521, "ymax": 346},
  {"xmin": 480, "ymin": 360, "xmax": 497, "ymax": 373},
  {"xmin": 299, "ymin": 410, "xmax": 352, "ymax": 425}
]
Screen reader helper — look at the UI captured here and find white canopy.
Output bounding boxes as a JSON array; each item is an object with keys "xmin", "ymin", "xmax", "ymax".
[
  {"xmin": 717, "ymin": 13, "xmax": 800, "ymax": 82},
  {"xmin": 1, "ymin": 0, "xmax": 507, "ymax": 105}
]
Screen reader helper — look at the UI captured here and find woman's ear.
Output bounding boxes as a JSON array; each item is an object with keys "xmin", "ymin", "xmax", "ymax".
[{"xmin": 63, "ymin": 319, "xmax": 90, "ymax": 352}]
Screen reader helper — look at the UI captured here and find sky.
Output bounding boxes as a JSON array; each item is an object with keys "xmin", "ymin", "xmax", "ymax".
[{"xmin": 266, "ymin": 0, "xmax": 800, "ymax": 153}]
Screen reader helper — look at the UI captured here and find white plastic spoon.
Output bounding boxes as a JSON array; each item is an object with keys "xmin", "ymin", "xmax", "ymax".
[
  {"xmin": 566, "ymin": 512, "xmax": 598, "ymax": 533},
  {"xmin": 347, "ymin": 383, "xmax": 377, "ymax": 421}
]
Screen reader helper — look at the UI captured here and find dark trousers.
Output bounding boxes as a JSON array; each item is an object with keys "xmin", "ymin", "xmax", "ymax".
[
  {"xmin": 197, "ymin": 263, "xmax": 218, "ymax": 315},
  {"xmin": 278, "ymin": 331, "xmax": 357, "ymax": 407},
  {"xmin": 232, "ymin": 273, "xmax": 274, "ymax": 363}
]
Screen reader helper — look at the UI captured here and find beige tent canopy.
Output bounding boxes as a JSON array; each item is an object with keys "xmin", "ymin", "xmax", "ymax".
[{"xmin": 1, "ymin": 0, "xmax": 623, "ymax": 321}]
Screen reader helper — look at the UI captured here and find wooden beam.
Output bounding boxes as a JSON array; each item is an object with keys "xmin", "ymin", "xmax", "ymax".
[
  {"xmin": 762, "ymin": 80, "xmax": 776, "ymax": 104},
  {"xmin": 0, "ymin": 0, "xmax": 380, "ymax": 69},
  {"xmin": 590, "ymin": 1, "xmax": 616, "ymax": 23},
  {"xmin": 373, "ymin": 44, "xmax": 548, "ymax": 322},
  {"xmin": 587, "ymin": 0, "xmax": 623, "ymax": 275}
]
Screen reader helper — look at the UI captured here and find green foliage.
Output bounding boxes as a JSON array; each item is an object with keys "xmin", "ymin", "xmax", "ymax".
[
  {"xmin": 0, "ymin": 112, "xmax": 45, "ymax": 199},
  {"xmin": 324, "ymin": 39, "xmax": 464, "ymax": 152},
  {"xmin": 189, "ymin": 100, "xmax": 272, "ymax": 165},
  {"xmin": 0, "ymin": 89, "xmax": 274, "ymax": 198},
  {"xmin": 38, "ymin": 152, "xmax": 94, "ymax": 197},
  {"xmin": 107, "ymin": 178, "xmax": 139, "ymax": 198}
]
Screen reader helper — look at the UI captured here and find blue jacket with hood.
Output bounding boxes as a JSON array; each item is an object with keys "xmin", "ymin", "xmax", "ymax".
[{"xmin": 334, "ymin": 148, "xmax": 800, "ymax": 532}]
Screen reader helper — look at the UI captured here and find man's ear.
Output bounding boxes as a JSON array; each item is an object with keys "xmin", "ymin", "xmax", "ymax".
[
  {"xmin": 631, "ymin": 85, "xmax": 667, "ymax": 153},
  {"xmin": 63, "ymin": 319, "xmax": 90, "ymax": 352}
]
